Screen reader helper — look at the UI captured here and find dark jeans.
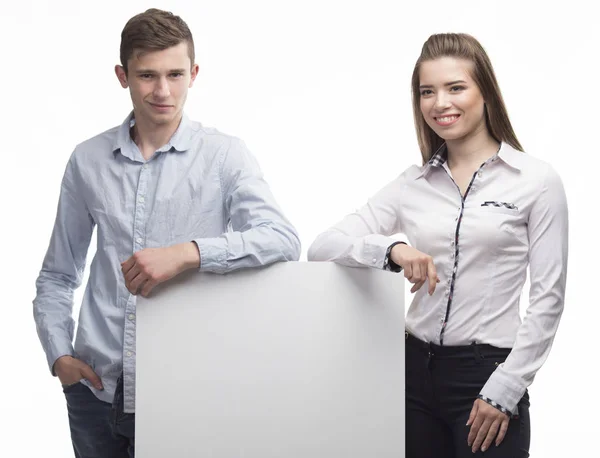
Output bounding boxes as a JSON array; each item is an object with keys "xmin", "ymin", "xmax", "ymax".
[
  {"xmin": 405, "ymin": 332, "xmax": 530, "ymax": 458},
  {"xmin": 63, "ymin": 375, "xmax": 135, "ymax": 458}
]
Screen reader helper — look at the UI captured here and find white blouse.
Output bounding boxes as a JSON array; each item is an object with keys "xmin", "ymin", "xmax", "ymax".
[{"xmin": 308, "ymin": 142, "xmax": 568, "ymax": 414}]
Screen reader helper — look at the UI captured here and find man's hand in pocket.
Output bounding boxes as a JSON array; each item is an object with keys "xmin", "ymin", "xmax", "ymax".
[{"xmin": 53, "ymin": 355, "xmax": 103, "ymax": 390}]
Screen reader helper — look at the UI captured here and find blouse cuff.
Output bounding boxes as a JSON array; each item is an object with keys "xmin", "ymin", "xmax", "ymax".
[
  {"xmin": 477, "ymin": 394, "xmax": 518, "ymax": 419},
  {"xmin": 383, "ymin": 241, "xmax": 405, "ymax": 272}
]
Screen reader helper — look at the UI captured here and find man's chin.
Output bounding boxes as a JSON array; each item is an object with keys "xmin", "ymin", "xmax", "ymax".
[
  {"xmin": 134, "ymin": 108, "xmax": 181, "ymax": 126},
  {"xmin": 149, "ymin": 112, "xmax": 178, "ymax": 125}
]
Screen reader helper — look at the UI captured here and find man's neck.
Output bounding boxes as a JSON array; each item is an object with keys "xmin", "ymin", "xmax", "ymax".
[{"xmin": 131, "ymin": 113, "xmax": 183, "ymax": 160}]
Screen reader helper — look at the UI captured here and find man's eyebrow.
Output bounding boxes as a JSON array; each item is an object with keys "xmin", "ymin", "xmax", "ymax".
[{"xmin": 134, "ymin": 68, "xmax": 187, "ymax": 74}]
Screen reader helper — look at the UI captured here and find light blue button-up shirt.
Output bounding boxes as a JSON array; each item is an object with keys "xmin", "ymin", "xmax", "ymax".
[{"xmin": 33, "ymin": 112, "xmax": 301, "ymax": 412}]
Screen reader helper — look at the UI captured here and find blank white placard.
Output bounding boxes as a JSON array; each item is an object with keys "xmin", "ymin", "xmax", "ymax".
[{"xmin": 136, "ymin": 262, "xmax": 405, "ymax": 457}]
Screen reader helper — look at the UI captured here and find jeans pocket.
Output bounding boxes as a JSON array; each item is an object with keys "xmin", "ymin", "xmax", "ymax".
[{"xmin": 62, "ymin": 380, "xmax": 83, "ymax": 393}]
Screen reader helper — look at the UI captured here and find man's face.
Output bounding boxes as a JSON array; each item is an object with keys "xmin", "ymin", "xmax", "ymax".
[{"xmin": 115, "ymin": 42, "xmax": 198, "ymax": 128}]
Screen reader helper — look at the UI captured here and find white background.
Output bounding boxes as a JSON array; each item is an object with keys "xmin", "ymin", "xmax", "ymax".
[{"xmin": 0, "ymin": 0, "xmax": 597, "ymax": 456}]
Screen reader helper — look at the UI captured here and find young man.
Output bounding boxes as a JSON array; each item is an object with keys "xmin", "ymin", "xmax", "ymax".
[{"xmin": 33, "ymin": 8, "xmax": 300, "ymax": 458}]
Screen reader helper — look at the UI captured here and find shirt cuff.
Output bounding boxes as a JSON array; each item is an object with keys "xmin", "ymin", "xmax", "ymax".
[
  {"xmin": 193, "ymin": 237, "xmax": 228, "ymax": 273},
  {"xmin": 383, "ymin": 241, "xmax": 406, "ymax": 272},
  {"xmin": 479, "ymin": 371, "xmax": 524, "ymax": 417},
  {"xmin": 47, "ymin": 336, "xmax": 74, "ymax": 376},
  {"xmin": 477, "ymin": 394, "xmax": 519, "ymax": 419}
]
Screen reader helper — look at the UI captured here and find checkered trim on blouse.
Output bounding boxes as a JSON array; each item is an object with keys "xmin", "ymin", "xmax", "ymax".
[
  {"xmin": 384, "ymin": 241, "xmax": 405, "ymax": 272},
  {"xmin": 481, "ymin": 201, "xmax": 518, "ymax": 210},
  {"xmin": 427, "ymin": 143, "xmax": 448, "ymax": 167},
  {"xmin": 477, "ymin": 394, "xmax": 518, "ymax": 419},
  {"xmin": 427, "ymin": 143, "xmax": 500, "ymax": 345}
]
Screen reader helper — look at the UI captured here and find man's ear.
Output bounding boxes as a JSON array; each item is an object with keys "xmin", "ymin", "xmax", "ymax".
[
  {"xmin": 115, "ymin": 65, "xmax": 129, "ymax": 88},
  {"xmin": 189, "ymin": 63, "xmax": 199, "ymax": 88}
]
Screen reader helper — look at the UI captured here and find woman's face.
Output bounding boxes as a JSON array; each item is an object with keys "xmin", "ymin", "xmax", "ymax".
[{"xmin": 419, "ymin": 57, "xmax": 487, "ymax": 142}]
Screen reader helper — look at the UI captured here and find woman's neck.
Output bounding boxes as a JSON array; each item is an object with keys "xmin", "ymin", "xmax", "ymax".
[{"xmin": 446, "ymin": 124, "xmax": 500, "ymax": 170}]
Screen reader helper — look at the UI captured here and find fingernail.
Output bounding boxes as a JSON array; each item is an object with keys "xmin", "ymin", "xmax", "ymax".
[{"xmin": 482, "ymin": 446, "xmax": 487, "ymax": 452}]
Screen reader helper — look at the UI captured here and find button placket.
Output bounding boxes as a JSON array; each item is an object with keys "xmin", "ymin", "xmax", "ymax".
[
  {"xmin": 438, "ymin": 160, "xmax": 490, "ymax": 345},
  {"xmin": 431, "ymin": 151, "xmax": 497, "ymax": 345},
  {"xmin": 133, "ymin": 163, "xmax": 150, "ymax": 252},
  {"xmin": 123, "ymin": 160, "xmax": 152, "ymax": 412}
]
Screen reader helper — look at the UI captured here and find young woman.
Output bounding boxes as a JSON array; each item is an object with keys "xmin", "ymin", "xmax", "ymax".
[{"xmin": 308, "ymin": 33, "xmax": 568, "ymax": 457}]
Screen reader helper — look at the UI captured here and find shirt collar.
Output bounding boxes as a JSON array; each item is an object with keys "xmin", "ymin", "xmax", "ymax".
[
  {"xmin": 416, "ymin": 141, "xmax": 524, "ymax": 178},
  {"xmin": 495, "ymin": 142, "xmax": 525, "ymax": 170},
  {"xmin": 416, "ymin": 143, "xmax": 448, "ymax": 178},
  {"xmin": 112, "ymin": 111, "xmax": 193, "ymax": 161}
]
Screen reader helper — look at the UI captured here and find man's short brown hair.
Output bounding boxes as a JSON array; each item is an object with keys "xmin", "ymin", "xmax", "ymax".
[{"xmin": 120, "ymin": 8, "xmax": 195, "ymax": 75}]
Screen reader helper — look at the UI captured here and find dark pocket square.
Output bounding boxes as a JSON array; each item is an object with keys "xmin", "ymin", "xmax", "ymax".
[{"xmin": 481, "ymin": 201, "xmax": 518, "ymax": 210}]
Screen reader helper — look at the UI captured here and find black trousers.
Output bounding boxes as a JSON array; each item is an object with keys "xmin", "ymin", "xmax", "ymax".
[{"xmin": 405, "ymin": 332, "xmax": 530, "ymax": 458}]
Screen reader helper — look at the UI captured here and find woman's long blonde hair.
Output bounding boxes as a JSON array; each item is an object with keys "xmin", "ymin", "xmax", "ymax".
[{"xmin": 411, "ymin": 33, "xmax": 523, "ymax": 164}]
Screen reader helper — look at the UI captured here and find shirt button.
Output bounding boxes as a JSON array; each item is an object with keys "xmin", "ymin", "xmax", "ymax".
[
  {"xmin": 142, "ymin": 163, "xmax": 148, "ymax": 169},
  {"xmin": 136, "ymin": 237, "xmax": 143, "ymax": 244},
  {"xmin": 129, "ymin": 314, "xmax": 135, "ymax": 320},
  {"xmin": 127, "ymin": 351, "xmax": 132, "ymax": 357},
  {"xmin": 138, "ymin": 197, "xmax": 145, "ymax": 203},
  {"xmin": 372, "ymin": 258, "xmax": 377, "ymax": 264}
]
